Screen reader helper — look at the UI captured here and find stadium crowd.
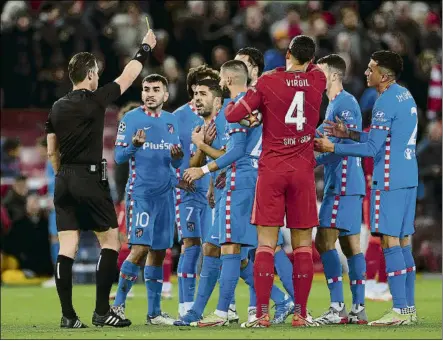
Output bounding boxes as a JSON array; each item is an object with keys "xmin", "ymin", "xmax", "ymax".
[{"xmin": 1, "ymin": 0, "xmax": 442, "ymax": 284}]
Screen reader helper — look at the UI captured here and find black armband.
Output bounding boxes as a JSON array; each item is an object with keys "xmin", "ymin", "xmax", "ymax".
[
  {"xmin": 132, "ymin": 44, "xmax": 151, "ymax": 64},
  {"xmin": 45, "ymin": 119, "xmax": 55, "ymax": 134}
]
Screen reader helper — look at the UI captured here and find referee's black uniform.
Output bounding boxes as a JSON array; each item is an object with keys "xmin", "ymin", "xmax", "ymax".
[{"xmin": 46, "ymin": 82, "xmax": 120, "ymax": 232}]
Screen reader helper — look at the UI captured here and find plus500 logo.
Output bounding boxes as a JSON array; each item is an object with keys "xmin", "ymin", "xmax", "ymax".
[{"xmin": 143, "ymin": 142, "xmax": 173, "ymax": 150}]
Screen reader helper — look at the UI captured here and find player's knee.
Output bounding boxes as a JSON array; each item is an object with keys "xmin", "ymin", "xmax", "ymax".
[
  {"xmin": 221, "ymin": 243, "xmax": 240, "ymax": 255},
  {"xmin": 400, "ymin": 236, "xmax": 410, "ymax": 248},
  {"xmin": 147, "ymin": 249, "xmax": 167, "ymax": 267},
  {"xmin": 203, "ymin": 243, "xmax": 220, "ymax": 258},
  {"xmin": 183, "ymin": 237, "xmax": 201, "ymax": 249},
  {"xmin": 59, "ymin": 242, "xmax": 78, "ymax": 259},
  {"xmin": 381, "ymin": 235, "xmax": 400, "ymax": 249},
  {"xmin": 128, "ymin": 245, "xmax": 149, "ymax": 264},
  {"xmin": 95, "ymin": 228, "xmax": 120, "ymax": 251},
  {"xmin": 339, "ymin": 235, "xmax": 361, "ymax": 258},
  {"xmin": 314, "ymin": 229, "xmax": 337, "ymax": 254}
]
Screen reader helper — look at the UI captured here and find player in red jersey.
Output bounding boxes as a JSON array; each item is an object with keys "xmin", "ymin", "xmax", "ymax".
[{"xmin": 225, "ymin": 35, "xmax": 326, "ymax": 327}]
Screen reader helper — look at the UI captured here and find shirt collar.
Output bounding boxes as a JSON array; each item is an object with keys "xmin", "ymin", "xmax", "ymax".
[{"xmin": 142, "ymin": 105, "xmax": 161, "ymax": 118}]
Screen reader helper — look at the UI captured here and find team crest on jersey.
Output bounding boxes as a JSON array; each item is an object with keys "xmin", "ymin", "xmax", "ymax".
[
  {"xmin": 167, "ymin": 124, "xmax": 174, "ymax": 134},
  {"xmin": 135, "ymin": 228, "xmax": 143, "ymax": 238},
  {"xmin": 118, "ymin": 121, "xmax": 126, "ymax": 133},
  {"xmin": 187, "ymin": 222, "xmax": 195, "ymax": 232}
]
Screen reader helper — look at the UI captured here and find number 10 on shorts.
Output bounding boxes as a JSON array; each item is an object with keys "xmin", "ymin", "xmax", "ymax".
[{"xmin": 135, "ymin": 212, "xmax": 150, "ymax": 227}]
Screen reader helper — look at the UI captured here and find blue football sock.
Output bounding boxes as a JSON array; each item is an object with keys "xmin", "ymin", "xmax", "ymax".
[
  {"xmin": 274, "ymin": 249, "xmax": 295, "ymax": 301},
  {"xmin": 144, "ymin": 265, "xmax": 163, "ymax": 317},
  {"xmin": 270, "ymin": 285, "xmax": 286, "ymax": 304},
  {"xmin": 240, "ymin": 259, "xmax": 256, "ymax": 307},
  {"xmin": 216, "ymin": 254, "xmax": 241, "ymax": 313},
  {"xmin": 402, "ymin": 245, "xmax": 416, "ymax": 307},
  {"xmin": 193, "ymin": 255, "xmax": 221, "ymax": 317},
  {"xmin": 347, "ymin": 253, "xmax": 366, "ymax": 305},
  {"xmin": 321, "ymin": 249, "xmax": 344, "ymax": 304},
  {"xmin": 383, "ymin": 246, "xmax": 407, "ymax": 309},
  {"xmin": 177, "ymin": 253, "xmax": 184, "ymax": 305},
  {"xmin": 113, "ymin": 260, "xmax": 139, "ymax": 307},
  {"xmin": 51, "ymin": 242, "xmax": 59, "ymax": 266},
  {"xmin": 182, "ymin": 245, "xmax": 201, "ymax": 304}
]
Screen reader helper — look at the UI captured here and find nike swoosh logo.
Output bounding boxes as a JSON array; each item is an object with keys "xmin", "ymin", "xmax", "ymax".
[
  {"xmin": 137, "ymin": 53, "xmax": 141, "ymax": 57},
  {"xmin": 144, "ymin": 127, "xmax": 152, "ymax": 130},
  {"xmin": 210, "ymin": 235, "xmax": 218, "ymax": 239}
]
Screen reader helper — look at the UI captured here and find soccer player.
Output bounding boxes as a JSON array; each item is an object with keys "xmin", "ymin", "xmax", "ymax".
[
  {"xmin": 235, "ymin": 48, "xmax": 296, "ymax": 321},
  {"xmin": 173, "ymin": 65, "xmax": 220, "ymax": 318},
  {"xmin": 113, "ymin": 74, "xmax": 183, "ymax": 325},
  {"xmin": 225, "ymin": 35, "xmax": 327, "ymax": 327},
  {"xmin": 313, "ymin": 54, "xmax": 367, "ymax": 324},
  {"xmin": 314, "ymin": 50, "xmax": 418, "ymax": 326}
]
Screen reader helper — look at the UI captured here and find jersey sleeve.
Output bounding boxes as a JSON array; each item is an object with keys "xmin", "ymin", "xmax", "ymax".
[
  {"xmin": 45, "ymin": 110, "xmax": 55, "ymax": 134},
  {"xmin": 337, "ymin": 107, "xmax": 360, "ymax": 132},
  {"xmin": 170, "ymin": 116, "xmax": 183, "ymax": 169},
  {"xmin": 225, "ymin": 87, "xmax": 263, "ymax": 123},
  {"xmin": 334, "ymin": 127, "xmax": 389, "ymax": 158},
  {"xmin": 214, "ymin": 125, "xmax": 247, "ymax": 170},
  {"xmin": 94, "ymin": 82, "xmax": 121, "ymax": 108},
  {"xmin": 370, "ymin": 99, "xmax": 394, "ymax": 132},
  {"xmin": 114, "ymin": 113, "xmax": 139, "ymax": 164}
]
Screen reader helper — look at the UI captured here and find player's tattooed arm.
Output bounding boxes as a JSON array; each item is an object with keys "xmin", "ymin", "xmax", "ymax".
[{"xmin": 47, "ymin": 133, "xmax": 60, "ymax": 174}]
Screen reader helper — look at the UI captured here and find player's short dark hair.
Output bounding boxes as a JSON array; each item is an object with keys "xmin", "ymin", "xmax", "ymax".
[
  {"xmin": 288, "ymin": 35, "xmax": 316, "ymax": 64},
  {"xmin": 142, "ymin": 74, "xmax": 169, "ymax": 90},
  {"xmin": 317, "ymin": 54, "xmax": 346, "ymax": 79},
  {"xmin": 2, "ymin": 137, "xmax": 21, "ymax": 153},
  {"xmin": 371, "ymin": 50, "xmax": 403, "ymax": 78},
  {"xmin": 221, "ymin": 60, "xmax": 249, "ymax": 78},
  {"xmin": 68, "ymin": 52, "xmax": 97, "ymax": 85},
  {"xmin": 195, "ymin": 78, "xmax": 223, "ymax": 98},
  {"xmin": 186, "ymin": 65, "xmax": 220, "ymax": 99},
  {"xmin": 236, "ymin": 47, "xmax": 264, "ymax": 77}
]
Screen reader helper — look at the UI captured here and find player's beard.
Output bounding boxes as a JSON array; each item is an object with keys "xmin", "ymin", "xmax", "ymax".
[
  {"xmin": 199, "ymin": 109, "xmax": 212, "ymax": 118},
  {"xmin": 144, "ymin": 99, "xmax": 163, "ymax": 112}
]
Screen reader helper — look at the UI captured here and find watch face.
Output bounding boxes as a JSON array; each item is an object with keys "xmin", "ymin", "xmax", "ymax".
[{"xmin": 142, "ymin": 44, "xmax": 150, "ymax": 52}]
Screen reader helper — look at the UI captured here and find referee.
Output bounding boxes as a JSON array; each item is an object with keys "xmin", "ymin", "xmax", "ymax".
[{"xmin": 45, "ymin": 29, "xmax": 156, "ymax": 329}]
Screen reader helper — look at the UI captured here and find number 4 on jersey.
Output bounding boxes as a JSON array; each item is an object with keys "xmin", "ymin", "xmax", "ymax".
[{"xmin": 285, "ymin": 91, "xmax": 306, "ymax": 131}]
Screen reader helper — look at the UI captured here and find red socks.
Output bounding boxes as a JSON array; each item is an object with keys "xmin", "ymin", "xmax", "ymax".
[
  {"xmin": 163, "ymin": 248, "xmax": 172, "ymax": 283},
  {"xmin": 379, "ymin": 247, "xmax": 387, "ymax": 283},
  {"xmin": 254, "ymin": 246, "xmax": 275, "ymax": 317},
  {"xmin": 293, "ymin": 246, "xmax": 313, "ymax": 318},
  {"xmin": 365, "ymin": 241, "xmax": 381, "ymax": 280}
]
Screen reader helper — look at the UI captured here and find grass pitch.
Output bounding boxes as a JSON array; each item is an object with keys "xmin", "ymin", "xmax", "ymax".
[{"xmin": 1, "ymin": 276, "xmax": 441, "ymax": 339}]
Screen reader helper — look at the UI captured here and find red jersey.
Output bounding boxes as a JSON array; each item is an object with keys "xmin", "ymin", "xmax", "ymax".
[{"xmin": 225, "ymin": 64, "xmax": 326, "ymax": 172}]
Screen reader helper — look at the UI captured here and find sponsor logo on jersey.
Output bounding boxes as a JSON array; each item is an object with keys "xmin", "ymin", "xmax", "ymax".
[
  {"xmin": 404, "ymin": 148, "xmax": 415, "ymax": 160},
  {"xmin": 142, "ymin": 140, "xmax": 174, "ymax": 150},
  {"xmin": 373, "ymin": 111, "xmax": 387, "ymax": 122},
  {"xmin": 118, "ymin": 121, "xmax": 126, "ymax": 133},
  {"xmin": 341, "ymin": 110, "xmax": 353, "ymax": 119},
  {"xmin": 283, "ymin": 134, "xmax": 312, "ymax": 146},
  {"xmin": 135, "ymin": 228, "xmax": 143, "ymax": 238}
]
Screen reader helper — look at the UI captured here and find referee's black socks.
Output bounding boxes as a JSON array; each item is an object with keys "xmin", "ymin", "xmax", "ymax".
[
  {"xmin": 95, "ymin": 248, "xmax": 119, "ymax": 315},
  {"xmin": 55, "ymin": 255, "xmax": 77, "ymax": 319}
]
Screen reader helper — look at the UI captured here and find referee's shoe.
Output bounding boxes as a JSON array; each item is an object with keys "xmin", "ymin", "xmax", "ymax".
[
  {"xmin": 92, "ymin": 306, "xmax": 131, "ymax": 327},
  {"xmin": 60, "ymin": 316, "xmax": 88, "ymax": 328}
]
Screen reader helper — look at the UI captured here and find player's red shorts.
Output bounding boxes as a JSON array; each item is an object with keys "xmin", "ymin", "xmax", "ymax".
[{"xmin": 251, "ymin": 169, "xmax": 318, "ymax": 229}]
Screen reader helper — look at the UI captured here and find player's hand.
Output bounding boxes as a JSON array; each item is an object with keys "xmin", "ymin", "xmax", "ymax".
[
  {"xmin": 192, "ymin": 126, "xmax": 205, "ymax": 148},
  {"xmin": 183, "ymin": 167, "xmax": 204, "ymax": 183},
  {"xmin": 142, "ymin": 29, "xmax": 156, "ymax": 49},
  {"xmin": 323, "ymin": 116, "xmax": 350, "ymax": 138},
  {"xmin": 171, "ymin": 145, "xmax": 184, "ymax": 160},
  {"xmin": 132, "ymin": 129, "xmax": 146, "ymax": 147},
  {"xmin": 176, "ymin": 179, "xmax": 196, "ymax": 193},
  {"xmin": 207, "ymin": 188, "xmax": 215, "ymax": 209},
  {"xmin": 215, "ymin": 171, "xmax": 226, "ymax": 189},
  {"xmin": 314, "ymin": 132, "xmax": 335, "ymax": 153},
  {"xmin": 204, "ymin": 124, "xmax": 217, "ymax": 145}
]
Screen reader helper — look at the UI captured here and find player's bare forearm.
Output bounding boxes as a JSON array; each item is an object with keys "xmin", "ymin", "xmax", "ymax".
[
  {"xmin": 114, "ymin": 60, "xmax": 143, "ymax": 95},
  {"xmin": 198, "ymin": 143, "xmax": 226, "ymax": 160},
  {"xmin": 207, "ymin": 161, "xmax": 220, "ymax": 172},
  {"xmin": 189, "ymin": 149, "xmax": 206, "ymax": 167},
  {"xmin": 47, "ymin": 133, "xmax": 60, "ymax": 174}
]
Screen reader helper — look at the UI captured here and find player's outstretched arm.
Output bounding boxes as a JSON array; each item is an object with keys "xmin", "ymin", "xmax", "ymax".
[
  {"xmin": 114, "ymin": 30, "xmax": 157, "ymax": 95},
  {"xmin": 225, "ymin": 87, "xmax": 262, "ymax": 123},
  {"xmin": 114, "ymin": 129, "xmax": 145, "ymax": 164},
  {"xmin": 333, "ymin": 128, "xmax": 389, "ymax": 157}
]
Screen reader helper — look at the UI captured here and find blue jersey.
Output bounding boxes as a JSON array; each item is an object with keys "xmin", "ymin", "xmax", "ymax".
[
  {"xmin": 335, "ymin": 83, "xmax": 418, "ymax": 191},
  {"xmin": 173, "ymin": 102, "xmax": 209, "ymax": 205},
  {"xmin": 215, "ymin": 92, "xmax": 261, "ymax": 190},
  {"xmin": 191, "ymin": 100, "xmax": 230, "ymax": 203},
  {"xmin": 114, "ymin": 106, "xmax": 182, "ymax": 199},
  {"xmin": 46, "ymin": 160, "xmax": 55, "ymax": 196},
  {"xmin": 316, "ymin": 90, "xmax": 365, "ymax": 196}
]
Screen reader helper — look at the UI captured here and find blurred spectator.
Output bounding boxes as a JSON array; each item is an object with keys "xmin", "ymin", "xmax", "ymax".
[
  {"xmin": 1, "ymin": 1, "xmax": 27, "ymax": 30},
  {"xmin": 3, "ymin": 175, "xmax": 28, "ymax": 222},
  {"xmin": 421, "ymin": 11, "xmax": 442, "ymax": 54},
  {"xmin": 1, "ymin": 137, "xmax": 22, "ymax": 177},
  {"xmin": 393, "ymin": 1, "xmax": 422, "ymax": 55},
  {"xmin": 186, "ymin": 53, "xmax": 206, "ymax": 71},
  {"xmin": 211, "ymin": 45, "xmax": 231, "ymax": 70},
  {"xmin": 2, "ymin": 194, "xmax": 53, "ymax": 278},
  {"xmin": 427, "ymin": 62, "xmax": 442, "ymax": 120},
  {"xmin": 233, "ymin": 5, "xmax": 272, "ymax": 53},
  {"xmin": 149, "ymin": 29, "xmax": 172, "ymax": 70},
  {"xmin": 269, "ymin": 4, "xmax": 302, "ymax": 40},
  {"xmin": 263, "ymin": 30, "xmax": 290, "ymax": 72},
  {"xmin": 162, "ymin": 57, "xmax": 188, "ymax": 111},
  {"xmin": 110, "ymin": 2, "xmax": 151, "ymax": 59}
]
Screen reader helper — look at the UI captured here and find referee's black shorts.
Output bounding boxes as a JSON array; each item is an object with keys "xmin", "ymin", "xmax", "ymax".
[{"xmin": 54, "ymin": 164, "xmax": 118, "ymax": 232}]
